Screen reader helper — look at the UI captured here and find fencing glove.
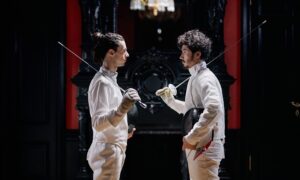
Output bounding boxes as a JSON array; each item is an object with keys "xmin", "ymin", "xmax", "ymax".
[
  {"xmin": 110, "ymin": 88, "xmax": 141, "ymax": 127},
  {"xmin": 155, "ymin": 86, "xmax": 175, "ymax": 105},
  {"xmin": 156, "ymin": 84, "xmax": 185, "ymax": 114}
]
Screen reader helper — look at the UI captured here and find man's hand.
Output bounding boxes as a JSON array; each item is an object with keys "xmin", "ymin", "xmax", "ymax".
[
  {"xmin": 110, "ymin": 89, "xmax": 141, "ymax": 127},
  {"xmin": 155, "ymin": 87, "xmax": 172, "ymax": 97},
  {"xmin": 128, "ymin": 124, "xmax": 136, "ymax": 139},
  {"xmin": 155, "ymin": 87, "xmax": 174, "ymax": 104},
  {"xmin": 182, "ymin": 137, "xmax": 196, "ymax": 150},
  {"xmin": 117, "ymin": 88, "xmax": 141, "ymax": 115}
]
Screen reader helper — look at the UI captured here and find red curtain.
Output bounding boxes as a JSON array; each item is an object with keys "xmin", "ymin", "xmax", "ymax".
[
  {"xmin": 224, "ymin": 0, "xmax": 241, "ymax": 129},
  {"xmin": 66, "ymin": 0, "xmax": 81, "ymax": 129}
]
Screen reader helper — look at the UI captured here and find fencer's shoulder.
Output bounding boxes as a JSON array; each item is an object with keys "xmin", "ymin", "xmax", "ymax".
[
  {"xmin": 197, "ymin": 69, "xmax": 214, "ymax": 80},
  {"xmin": 88, "ymin": 73, "xmax": 111, "ymax": 91},
  {"xmin": 201, "ymin": 68, "xmax": 214, "ymax": 76},
  {"xmin": 195, "ymin": 70, "xmax": 220, "ymax": 87},
  {"xmin": 92, "ymin": 73, "xmax": 111, "ymax": 85}
]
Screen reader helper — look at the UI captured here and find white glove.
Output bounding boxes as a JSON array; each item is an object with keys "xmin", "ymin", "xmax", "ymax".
[
  {"xmin": 110, "ymin": 88, "xmax": 141, "ymax": 127},
  {"xmin": 117, "ymin": 88, "xmax": 141, "ymax": 114},
  {"xmin": 155, "ymin": 86, "xmax": 175, "ymax": 105}
]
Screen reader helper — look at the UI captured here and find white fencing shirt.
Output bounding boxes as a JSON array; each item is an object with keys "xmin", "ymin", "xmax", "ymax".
[
  {"xmin": 87, "ymin": 66, "xmax": 128, "ymax": 153},
  {"xmin": 168, "ymin": 61, "xmax": 225, "ymax": 149}
]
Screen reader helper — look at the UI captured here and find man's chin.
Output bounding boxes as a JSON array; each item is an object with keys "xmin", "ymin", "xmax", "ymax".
[
  {"xmin": 181, "ymin": 62, "xmax": 188, "ymax": 69},
  {"xmin": 118, "ymin": 62, "xmax": 126, "ymax": 67}
]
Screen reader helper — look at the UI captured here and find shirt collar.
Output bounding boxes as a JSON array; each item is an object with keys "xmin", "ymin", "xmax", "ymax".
[
  {"xmin": 188, "ymin": 60, "xmax": 207, "ymax": 76},
  {"xmin": 99, "ymin": 66, "xmax": 118, "ymax": 78}
]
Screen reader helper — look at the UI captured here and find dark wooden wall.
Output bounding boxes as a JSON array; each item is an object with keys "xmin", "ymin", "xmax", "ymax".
[
  {"xmin": 2, "ymin": 0, "xmax": 66, "ymax": 179},
  {"xmin": 241, "ymin": 0, "xmax": 300, "ymax": 179}
]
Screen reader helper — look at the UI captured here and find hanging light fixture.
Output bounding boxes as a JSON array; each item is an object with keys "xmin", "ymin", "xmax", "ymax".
[{"xmin": 130, "ymin": 0, "xmax": 175, "ymax": 16}]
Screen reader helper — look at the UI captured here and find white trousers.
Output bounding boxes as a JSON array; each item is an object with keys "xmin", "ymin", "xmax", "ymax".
[
  {"xmin": 185, "ymin": 140, "xmax": 223, "ymax": 180},
  {"xmin": 88, "ymin": 143, "xmax": 125, "ymax": 180}
]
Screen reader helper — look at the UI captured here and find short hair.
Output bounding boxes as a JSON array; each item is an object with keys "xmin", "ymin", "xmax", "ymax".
[
  {"xmin": 177, "ymin": 29, "xmax": 212, "ymax": 60},
  {"xmin": 92, "ymin": 32, "xmax": 125, "ymax": 64}
]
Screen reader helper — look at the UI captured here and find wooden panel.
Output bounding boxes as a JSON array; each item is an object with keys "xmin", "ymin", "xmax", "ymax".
[
  {"xmin": 244, "ymin": 0, "xmax": 300, "ymax": 179},
  {"xmin": 21, "ymin": 143, "xmax": 49, "ymax": 178},
  {"xmin": 2, "ymin": 0, "xmax": 65, "ymax": 179}
]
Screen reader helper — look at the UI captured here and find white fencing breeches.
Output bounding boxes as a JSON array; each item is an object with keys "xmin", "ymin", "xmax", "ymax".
[
  {"xmin": 88, "ymin": 143, "xmax": 125, "ymax": 180},
  {"xmin": 186, "ymin": 150, "xmax": 220, "ymax": 180}
]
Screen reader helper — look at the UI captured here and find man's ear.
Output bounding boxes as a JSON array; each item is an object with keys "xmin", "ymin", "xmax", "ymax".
[
  {"xmin": 193, "ymin": 51, "xmax": 201, "ymax": 61},
  {"xmin": 195, "ymin": 51, "xmax": 202, "ymax": 59},
  {"xmin": 108, "ymin": 49, "xmax": 115, "ymax": 56}
]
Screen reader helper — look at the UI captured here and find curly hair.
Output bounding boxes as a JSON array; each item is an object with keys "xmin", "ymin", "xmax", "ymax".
[
  {"xmin": 92, "ymin": 32, "xmax": 125, "ymax": 64},
  {"xmin": 177, "ymin": 29, "xmax": 212, "ymax": 61}
]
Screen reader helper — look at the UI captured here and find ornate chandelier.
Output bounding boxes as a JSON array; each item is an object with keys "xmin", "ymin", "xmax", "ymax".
[{"xmin": 130, "ymin": 0, "xmax": 175, "ymax": 16}]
